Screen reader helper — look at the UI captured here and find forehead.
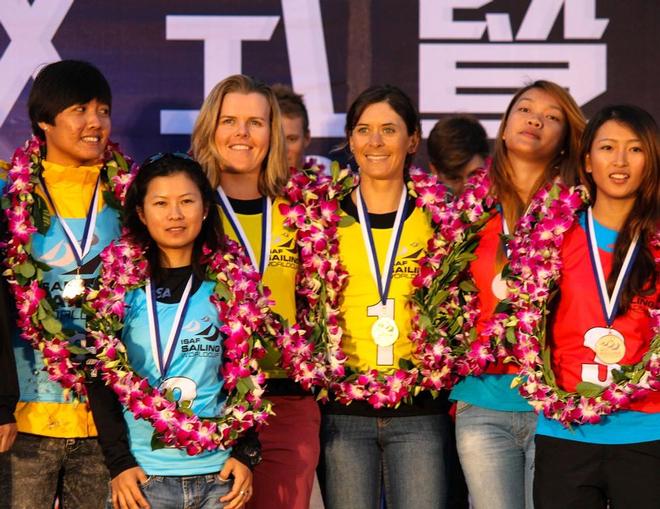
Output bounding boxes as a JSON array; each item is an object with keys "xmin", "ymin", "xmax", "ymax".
[
  {"xmin": 220, "ymin": 92, "xmax": 270, "ymax": 117},
  {"xmin": 145, "ymin": 173, "xmax": 201, "ymax": 195},
  {"xmin": 282, "ymin": 115, "xmax": 305, "ymax": 134},
  {"xmin": 514, "ymin": 88, "xmax": 563, "ymax": 112},
  {"xmin": 594, "ymin": 120, "xmax": 640, "ymax": 140},
  {"xmin": 356, "ymin": 101, "xmax": 406, "ymax": 125}
]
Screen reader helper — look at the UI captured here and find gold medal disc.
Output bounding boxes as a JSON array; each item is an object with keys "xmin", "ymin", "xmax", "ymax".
[{"xmin": 594, "ymin": 333, "xmax": 626, "ymax": 364}]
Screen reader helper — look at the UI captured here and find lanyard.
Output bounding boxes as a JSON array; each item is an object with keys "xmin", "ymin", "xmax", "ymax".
[
  {"xmin": 216, "ymin": 186, "xmax": 272, "ymax": 274},
  {"xmin": 145, "ymin": 275, "xmax": 194, "ymax": 377},
  {"xmin": 356, "ymin": 185, "xmax": 408, "ymax": 306},
  {"xmin": 39, "ymin": 175, "xmax": 101, "ymax": 266},
  {"xmin": 585, "ymin": 207, "xmax": 639, "ymax": 327}
]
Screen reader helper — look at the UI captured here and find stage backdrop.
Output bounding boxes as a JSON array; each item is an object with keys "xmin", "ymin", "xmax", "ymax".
[{"xmin": 0, "ymin": 0, "xmax": 657, "ymax": 164}]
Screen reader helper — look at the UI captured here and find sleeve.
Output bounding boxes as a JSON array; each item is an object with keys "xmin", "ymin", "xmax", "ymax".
[
  {"xmin": 230, "ymin": 428, "xmax": 262, "ymax": 470},
  {"xmin": 86, "ymin": 376, "xmax": 139, "ymax": 478},
  {"xmin": 0, "ymin": 219, "xmax": 19, "ymax": 426}
]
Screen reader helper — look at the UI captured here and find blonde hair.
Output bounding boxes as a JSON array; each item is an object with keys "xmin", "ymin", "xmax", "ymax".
[
  {"xmin": 492, "ymin": 80, "xmax": 585, "ymax": 231},
  {"xmin": 191, "ymin": 74, "xmax": 289, "ymax": 198}
]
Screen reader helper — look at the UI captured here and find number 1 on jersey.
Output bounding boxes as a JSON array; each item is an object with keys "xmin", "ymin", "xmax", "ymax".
[{"xmin": 367, "ymin": 299, "xmax": 395, "ymax": 366}]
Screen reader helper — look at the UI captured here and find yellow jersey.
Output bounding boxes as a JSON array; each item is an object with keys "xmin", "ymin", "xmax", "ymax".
[{"xmin": 217, "ymin": 195, "xmax": 298, "ymax": 379}]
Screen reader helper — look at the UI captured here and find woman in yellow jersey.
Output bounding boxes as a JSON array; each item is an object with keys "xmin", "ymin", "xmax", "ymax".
[
  {"xmin": 319, "ymin": 85, "xmax": 451, "ymax": 509},
  {"xmin": 448, "ymin": 82, "xmax": 585, "ymax": 509},
  {"xmin": 0, "ymin": 61, "xmax": 128, "ymax": 508},
  {"xmin": 191, "ymin": 74, "xmax": 320, "ymax": 509}
]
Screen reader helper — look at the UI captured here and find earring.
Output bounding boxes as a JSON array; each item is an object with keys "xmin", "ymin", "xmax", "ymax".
[{"xmin": 560, "ymin": 149, "xmax": 565, "ymax": 156}]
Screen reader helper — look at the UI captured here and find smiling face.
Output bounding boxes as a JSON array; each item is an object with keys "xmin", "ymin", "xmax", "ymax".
[
  {"xmin": 349, "ymin": 101, "xmax": 419, "ymax": 182},
  {"xmin": 213, "ymin": 92, "xmax": 271, "ymax": 177},
  {"xmin": 586, "ymin": 120, "xmax": 646, "ymax": 206},
  {"xmin": 39, "ymin": 98, "xmax": 111, "ymax": 167},
  {"xmin": 138, "ymin": 172, "xmax": 207, "ymax": 266},
  {"xmin": 502, "ymin": 88, "xmax": 566, "ymax": 164}
]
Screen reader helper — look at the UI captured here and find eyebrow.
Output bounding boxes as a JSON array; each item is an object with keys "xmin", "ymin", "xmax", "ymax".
[
  {"xmin": 517, "ymin": 97, "xmax": 563, "ymax": 112},
  {"xmin": 355, "ymin": 122, "xmax": 397, "ymax": 127},
  {"xmin": 220, "ymin": 114, "xmax": 266, "ymax": 121},
  {"xmin": 151, "ymin": 192, "xmax": 196, "ymax": 199},
  {"xmin": 596, "ymin": 137, "xmax": 641, "ymax": 143}
]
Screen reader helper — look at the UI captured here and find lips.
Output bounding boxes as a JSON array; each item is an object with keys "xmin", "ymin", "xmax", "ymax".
[
  {"xmin": 229, "ymin": 144, "xmax": 251, "ymax": 151},
  {"xmin": 609, "ymin": 172, "xmax": 630, "ymax": 182},
  {"xmin": 365, "ymin": 154, "xmax": 389, "ymax": 161},
  {"xmin": 520, "ymin": 130, "xmax": 540, "ymax": 140}
]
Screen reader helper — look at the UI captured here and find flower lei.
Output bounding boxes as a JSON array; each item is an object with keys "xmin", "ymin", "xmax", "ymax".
[
  {"xmin": 277, "ymin": 164, "xmax": 468, "ymax": 408},
  {"xmin": 509, "ymin": 188, "xmax": 660, "ymax": 426},
  {"xmin": 407, "ymin": 164, "xmax": 496, "ymax": 391},
  {"xmin": 1, "ymin": 136, "xmax": 135, "ymax": 397},
  {"xmin": 85, "ymin": 235, "xmax": 273, "ymax": 453}
]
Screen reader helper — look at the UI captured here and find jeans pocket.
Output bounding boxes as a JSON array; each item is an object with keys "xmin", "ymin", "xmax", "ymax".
[
  {"xmin": 140, "ymin": 475, "xmax": 162, "ymax": 489},
  {"xmin": 455, "ymin": 401, "xmax": 472, "ymax": 416}
]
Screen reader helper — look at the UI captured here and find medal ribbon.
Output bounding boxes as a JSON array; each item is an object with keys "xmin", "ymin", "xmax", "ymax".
[
  {"xmin": 356, "ymin": 184, "xmax": 408, "ymax": 307},
  {"xmin": 586, "ymin": 207, "xmax": 640, "ymax": 327},
  {"xmin": 496, "ymin": 204, "xmax": 512, "ymax": 259},
  {"xmin": 216, "ymin": 186, "xmax": 272, "ymax": 274},
  {"xmin": 146, "ymin": 275, "xmax": 194, "ymax": 377},
  {"xmin": 39, "ymin": 175, "xmax": 101, "ymax": 266}
]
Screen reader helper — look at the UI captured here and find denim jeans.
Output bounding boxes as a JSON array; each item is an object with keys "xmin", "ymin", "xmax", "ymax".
[
  {"xmin": 106, "ymin": 474, "xmax": 233, "ymax": 509},
  {"xmin": 0, "ymin": 432, "xmax": 109, "ymax": 509},
  {"xmin": 455, "ymin": 402, "xmax": 536, "ymax": 509},
  {"xmin": 320, "ymin": 413, "xmax": 450, "ymax": 509}
]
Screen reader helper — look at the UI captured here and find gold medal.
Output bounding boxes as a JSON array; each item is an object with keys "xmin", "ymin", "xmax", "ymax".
[
  {"xmin": 594, "ymin": 332, "xmax": 626, "ymax": 364},
  {"xmin": 491, "ymin": 272, "xmax": 509, "ymax": 300},
  {"xmin": 62, "ymin": 275, "xmax": 85, "ymax": 301},
  {"xmin": 371, "ymin": 316, "xmax": 399, "ymax": 347}
]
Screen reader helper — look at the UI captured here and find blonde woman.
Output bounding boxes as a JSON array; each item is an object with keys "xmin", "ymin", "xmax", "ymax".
[{"xmin": 192, "ymin": 75, "xmax": 320, "ymax": 509}]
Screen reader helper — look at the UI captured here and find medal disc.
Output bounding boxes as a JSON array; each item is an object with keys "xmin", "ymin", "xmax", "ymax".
[
  {"xmin": 62, "ymin": 276, "xmax": 85, "ymax": 301},
  {"xmin": 594, "ymin": 332, "xmax": 626, "ymax": 364},
  {"xmin": 491, "ymin": 272, "xmax": 509, "ymax": 301},
  {"xmin": 371, "ymin": 316, "xmax": 399, "ymax": 347}
]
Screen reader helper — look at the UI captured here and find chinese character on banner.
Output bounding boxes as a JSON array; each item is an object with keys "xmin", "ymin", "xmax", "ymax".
[{"xmin": 418, "ymin": 0, "xmax": 609, "ymax": 138}]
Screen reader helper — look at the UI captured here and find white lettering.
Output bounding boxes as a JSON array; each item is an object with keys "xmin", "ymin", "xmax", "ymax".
[
  {"xmin": 160, "ymin": 15, "xmax": 279, "ymax": 135},
  {"xmin": 0, "ymin": 0, "xmax": 73, "ymax": 127},
  {"xmin": 281, "ymin": 0, "xmax": 344, "ymax": 137},
  {"xmin": 419, "ymin": 0, "xmax": 490, "ymax": 39}
]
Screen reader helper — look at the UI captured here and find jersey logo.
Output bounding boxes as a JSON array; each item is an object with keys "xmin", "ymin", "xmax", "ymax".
[
  {"xmin": 180, "ymin": 315, "xmax": 222, "ymax": 357},
  {"xmin": 268, "ymin": 233, "xmax": 297, "ymax": 269}
]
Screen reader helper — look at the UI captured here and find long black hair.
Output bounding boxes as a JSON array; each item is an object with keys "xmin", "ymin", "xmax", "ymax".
[
  {"xmin": 578, "ymin": 105, "xmax": 659, "ymax": 313},
  {"xmin": 123, "ymin": 153, "xmax": 224, "ymax": 282}
]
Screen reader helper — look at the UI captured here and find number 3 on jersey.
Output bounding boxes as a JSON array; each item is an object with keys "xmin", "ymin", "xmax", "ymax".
[{"xmin": 367, "ymin": 299, "xmax": 396, "ymax": 366}]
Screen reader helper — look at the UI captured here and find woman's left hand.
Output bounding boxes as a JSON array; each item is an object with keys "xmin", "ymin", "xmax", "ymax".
[{"xmin": 218, "ymin": 457, "xmax": 253, "ymax": 509}]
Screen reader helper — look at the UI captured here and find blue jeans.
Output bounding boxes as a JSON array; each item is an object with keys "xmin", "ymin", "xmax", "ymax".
[
  {"xmin": 455, "ymin": 402, "xmax": 536, "ymax": 509},
  {"xmin": 321, "ymin": 413, "xmax": 450, "ymax": 509},
  {"xmin": 106, "ymin": 474, "xmax": 233, "ymax": 509},
  {"xmin": 0, "ymin": 433, "xmax": 109, "ymax": 509}
]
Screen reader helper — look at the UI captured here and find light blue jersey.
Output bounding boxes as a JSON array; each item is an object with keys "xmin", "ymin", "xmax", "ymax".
[
  {"xmin": 121, "ymin": 281, "xmax": 230, "ymax": 475},
  {"xmin": 13, "ymin": 206, "xmax": 121, "ymax": 403}
]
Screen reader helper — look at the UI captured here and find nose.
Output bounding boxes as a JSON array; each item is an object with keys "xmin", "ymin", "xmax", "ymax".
[
  {"xmin": 234, "ymin": 120, "xmax": 249, "ymax": 137},
  {"xmin": 614, "ymin": 148, "xmax": 628, "ymax": 167},
  {"xmin": 527, "ymin": 115, "xmax": 542, "ymax": 128},
  {"xmin": 368, "ymin": 130, "xmax": 384, "ymax": 146},
  {"xmin": 168, "ymin": 202, "xmax": 184, "ymax": 220},
  {"xmin": 85, "ymin": 109, "xmax": 102, "ymax": 129}
]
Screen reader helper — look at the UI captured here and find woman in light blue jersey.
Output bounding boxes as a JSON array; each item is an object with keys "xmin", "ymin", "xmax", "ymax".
[{"xmin": 88, "ymin": 153, "xmax": 259, "ymax": 509}]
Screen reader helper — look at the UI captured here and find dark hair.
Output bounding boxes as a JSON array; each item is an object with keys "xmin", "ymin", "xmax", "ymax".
[
  {"xmin": 123, "ymin": 153, "xmax": 224, "ymax": 283},
  {"xmin": 272, "ymin": 83, "xmax": 309, "ymax": 134},
  {"xmin": 28, "ymin": 60, "xmax": 112, "ymax": 140},
  {"xmin": 578, "ymin": 105, "xmax": 659, "ymax": 313},
  {"xmin": 344, "ymin": 84, "xmax": 421, "ymax": 172},
  {"xmin": 427, "ymin": 115, "xmax": 489, "ymax": 179}
]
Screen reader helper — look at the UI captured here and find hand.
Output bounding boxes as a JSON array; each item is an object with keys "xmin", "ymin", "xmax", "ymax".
[
  {"xmin": 0, "ymin": 423, "xmax": 17, "ymax": 452},
  {"xmin": 219, "ymin": 457, "xmax": 253, "ymax": 509},
  {"xmin": 111, "ymin": 466, "xmax": 151, "ymax": 509}
]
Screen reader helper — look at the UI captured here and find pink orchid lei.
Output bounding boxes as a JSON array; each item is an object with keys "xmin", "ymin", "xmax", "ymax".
[
  {"xmin": 276, "ymin": 163, "xmax": 466, "ymax": 408},
  {"xmin": 508, "ymin": 189, "xmax": 660, "ymax": 426},
  {"xmin": 408, "ymin": 164, "xmax": 496, "ymax": 391},
  {"xmin": 1, "ymin": 135, "xmax": 135, "ymax": 397},
  {"xmin": 85, "ymin": 235, "xmax": 273, "ymax": 454}
]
